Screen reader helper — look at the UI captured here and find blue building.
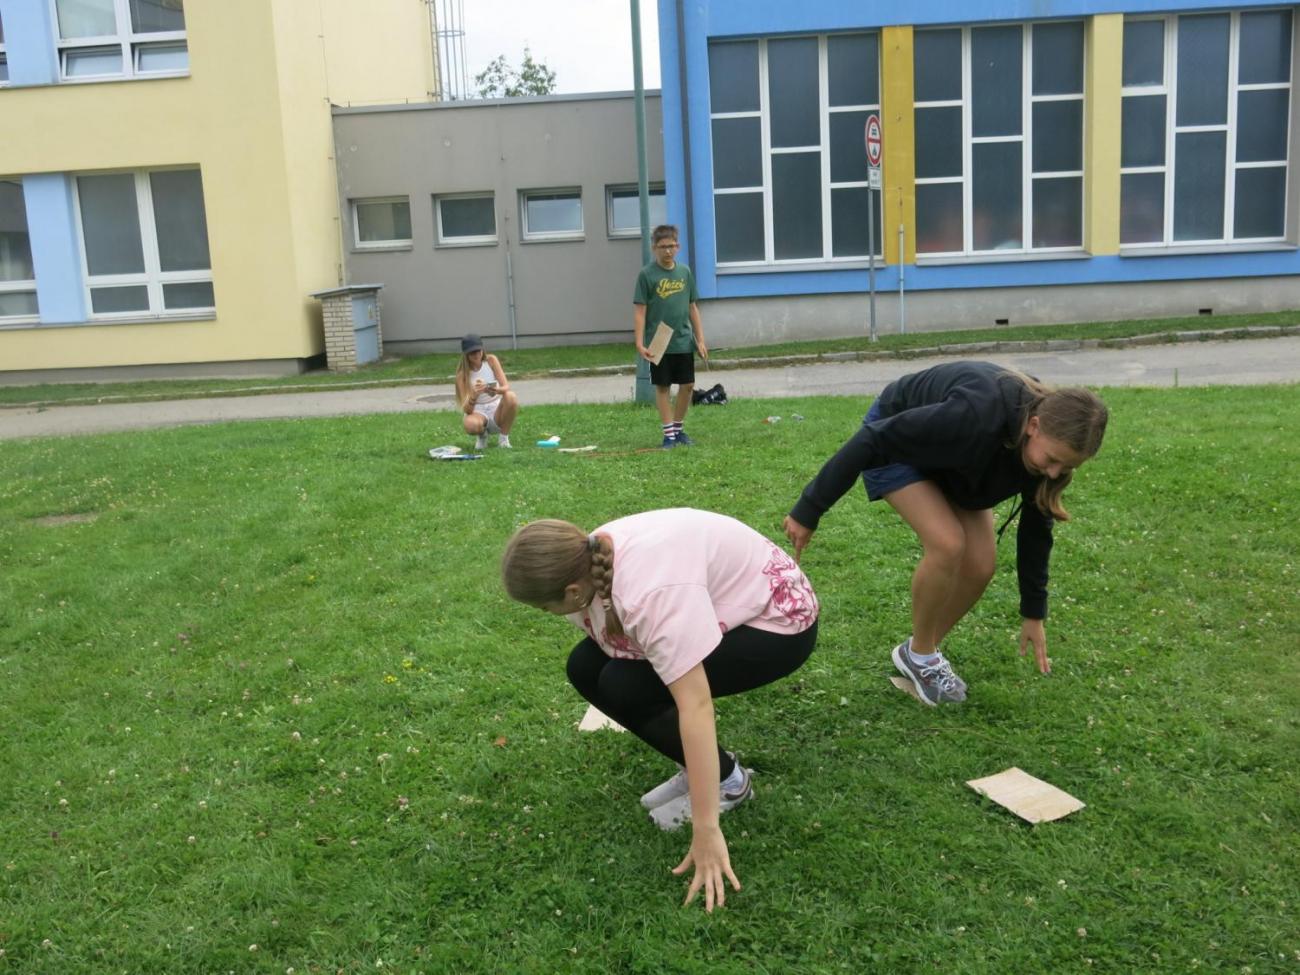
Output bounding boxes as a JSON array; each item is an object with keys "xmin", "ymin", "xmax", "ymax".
[{"xmin": 657, "ymin": 0, "xmax": 1298, "ymax": 342}]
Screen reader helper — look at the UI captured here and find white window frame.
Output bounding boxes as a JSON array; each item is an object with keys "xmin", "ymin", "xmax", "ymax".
[
  {"xmin": 73, "ymin": 167, "xmax": 214, "ymax": 321},
  {"xmin": 433, "ymin": 191, "xmax": 497, "ymax": 247},
  {"xmin": 519, "ymin": 188, "xmax": 584, "ymax": 242},
  {"xmin": 0, "ymin": 179, "xmax": 39, "ymax": 324},
  {"xmin": 1121, "ymin": 11, "xmax": 1292, "ymax": 249},
  {"xmin": 0, "ymin": 11, "xmax": 10, "ymax": 88},
  {"xmin": 52, "ymin": 0, "xmax": 189, "ymax": 83},
  {"xmin": 914, "ymin": 22, "xmax": 1086, "ymax": 259},
  {"xmin": 351, "ymin": 196, "xmax": 413, "ymax": 250},
  {"xmin": 606, "ymin": 183, "xmax": 666, "ymax": 238},
  {"xmin": 711, "ymin": 32, "xmax": 882, "ymax": 268}
]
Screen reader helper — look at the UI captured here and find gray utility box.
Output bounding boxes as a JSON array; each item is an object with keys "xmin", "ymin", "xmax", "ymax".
[{"xmin": 312, "ymin": 284, "xmax": 384, "ymax": 371}]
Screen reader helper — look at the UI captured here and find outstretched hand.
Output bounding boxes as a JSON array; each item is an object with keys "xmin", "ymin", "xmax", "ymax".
[
  {"xmin": 783, "ymin": 515, "xmax": 813, "ymax": 564},
  {"xmin": 672, "ymin": 825, "xmax": 740, "ymax": 913},
  {"xmin": 1019, "ymin": 618, "xmax": 1051, "ymax": 674}
]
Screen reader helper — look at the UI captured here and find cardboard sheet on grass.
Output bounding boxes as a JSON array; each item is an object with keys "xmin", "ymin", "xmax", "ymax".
[
  {"xmin": 578, "ymin": 704, "xmax": 626, "ymax": 733},
  {"xmin": 966, "ymin": 767, "xmax": 1085, "ymax": 823}
]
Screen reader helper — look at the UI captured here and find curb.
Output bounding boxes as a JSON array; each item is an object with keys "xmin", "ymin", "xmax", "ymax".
[
  {"xmin": 5, "ymin": 324, "xmax": 1297, "ymax": 409},
  {"xmin": 544, "ymin": 324, "xmax": 1300, "ymax": 378}
]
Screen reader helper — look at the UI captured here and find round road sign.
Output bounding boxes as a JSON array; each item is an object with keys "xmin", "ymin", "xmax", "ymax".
[{"xmin": 865, "ymin": 113, "xmax": 882, "ymax": 168}]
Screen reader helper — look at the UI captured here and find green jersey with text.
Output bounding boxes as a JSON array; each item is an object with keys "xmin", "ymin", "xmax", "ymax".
[{"xmin": 634, "ymin": 261, "xmax": 698, "ymax": 354}]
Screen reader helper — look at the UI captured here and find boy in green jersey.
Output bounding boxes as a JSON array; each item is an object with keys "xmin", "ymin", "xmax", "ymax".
[{"xmin": 633, "ymin": 225, "xmax": 708, "ymax": 449}]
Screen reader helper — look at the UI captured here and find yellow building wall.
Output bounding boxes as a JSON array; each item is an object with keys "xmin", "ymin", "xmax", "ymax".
[
  {"xmin": 880, "ymin": 26, "xmax": 915, "ymax": 265},
  {"xmin": 0, "ymin": 0, "xmax": 433, "ymax": 375},
  {"xmin": 1085, "ymin": 15, "xmax": 1123, "ymax": 255},
  {"xmin": 319, "ymin": 0, "xmax": 438, "ymax": 107}
]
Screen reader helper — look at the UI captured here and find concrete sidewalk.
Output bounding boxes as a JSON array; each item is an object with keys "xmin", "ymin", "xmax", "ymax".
[{"xmin": 2, "ymin": 335, "xmax": 1298, "ymax": 440}]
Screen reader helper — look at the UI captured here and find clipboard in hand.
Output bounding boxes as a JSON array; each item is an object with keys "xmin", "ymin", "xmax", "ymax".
[{"xmin": 646, "ymin": 322, "xmax": 673, "ymax": 365}]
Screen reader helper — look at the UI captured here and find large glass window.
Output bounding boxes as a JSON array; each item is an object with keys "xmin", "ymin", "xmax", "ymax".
[
  {"xmin": 75, "ymin": 168, "xmax": 213, "ymax": 317},
  {"xmin": 1121, "ymin": 11, "xmax": 1293, "ymax": 246},
  {"xmin": 606, "ymin": 184, "xmax": 667, "ymax": 238},
  {"xmin": 708, "ymin": 32, "xmax": 882, "ymax": 266},
  {"xmin": 0, "ymin": 180, "xmax": 38, "ymax": 320},
  {"xmin": 520, "ymin": 189, "xmax": 583, "ymax": 241},
  {"xmin": 352, "ymin": 197, "xmax": 413, "ymax": 249},
  {"xmin": 434, "ymin": 193, "xmax": 497, "ymax": 246},
  {"xmin": 55, "ymin": 0, "xmax": 188, "ymax": 81},
  {"xmin": 914, "ymin": 21, "xmax": 1085, "ymax": 256}
]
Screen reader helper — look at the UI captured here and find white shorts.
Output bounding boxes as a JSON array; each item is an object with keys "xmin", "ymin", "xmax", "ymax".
[{"xmin": 472, "ymin": 397, "xmax": 501, "ymax": 434}]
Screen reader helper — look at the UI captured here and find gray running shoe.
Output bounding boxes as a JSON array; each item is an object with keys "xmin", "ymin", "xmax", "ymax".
[
  {"xmin": 891, "ymin": 638, "xmax": 967, "ymax": 706},
  {"xmin": 640, "ymin": 765, "xmax": 689, "ymax": 810},
  {"xmin": 640, "ymin": 751, "xmax": 741, "ymax": 810},
  {"xmin": 648, "ymin": 762, "xmax": 753, "ymax": 832}
]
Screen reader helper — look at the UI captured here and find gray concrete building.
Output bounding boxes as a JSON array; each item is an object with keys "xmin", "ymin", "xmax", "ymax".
[{"xmin": 332, "ymin": 92, "xmax": 665, "ymax": 355}]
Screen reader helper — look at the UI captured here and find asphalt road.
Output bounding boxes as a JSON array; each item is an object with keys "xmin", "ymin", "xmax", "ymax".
[{"xmin": 3, "ymin": 336, "xmax": 1298, "ymax": 440}]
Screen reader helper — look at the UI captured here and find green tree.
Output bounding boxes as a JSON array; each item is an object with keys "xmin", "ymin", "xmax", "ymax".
[{"xmin": 474, "ymin": 47, "xmax": 557, "ymax": 98}]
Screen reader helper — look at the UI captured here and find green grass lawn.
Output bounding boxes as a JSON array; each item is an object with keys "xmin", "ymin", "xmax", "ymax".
[
  {"xmin": 1, "ymin": 388, "xmax": 1297, "ymax": 974},
  {"xmin": 1, "ymin": 308, "xmax": 1296, "ymax": 407}
]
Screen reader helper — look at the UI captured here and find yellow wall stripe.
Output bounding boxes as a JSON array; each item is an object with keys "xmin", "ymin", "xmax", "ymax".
[
  {"xmin": 1085, "ymin": 15, "xmax": 1124, "ymax": 256},
  {"xmin": 880, "ymin": 25, "xmax": 916, "ymax": 265}
]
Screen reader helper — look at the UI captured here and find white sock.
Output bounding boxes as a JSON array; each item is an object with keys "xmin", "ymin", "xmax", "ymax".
[
  {"xmin": 907, "ymin": 640, "xmax": 940, "ymax": 665},
  {"xmin": 720, "ymin": 762, "xmax": 745, "ymax": 792}
]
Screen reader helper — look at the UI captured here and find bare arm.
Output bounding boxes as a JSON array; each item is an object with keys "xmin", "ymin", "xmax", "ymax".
[
  {"xmin": 454, "ymin": 376, "xmax": 476, "ymax": 415},
  {"xmin": 667, "ymin": 663, "xmax": 740, "ymax": 912},
  {"xmin": 633, "ymin": 304, "xmax": 652, "ymax": 361},
  {"xmin": 689, "ymin": 303, "xmax": 707, "ymax": 359},
  {"xmin": 486, "ymin": 354, "xmax": 510, "ymax": 394}
]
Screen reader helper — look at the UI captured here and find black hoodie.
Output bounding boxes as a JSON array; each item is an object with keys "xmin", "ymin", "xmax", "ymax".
[{"xmin": 789, "ymin": 361, "xmax": 1055, "ymax": 619}]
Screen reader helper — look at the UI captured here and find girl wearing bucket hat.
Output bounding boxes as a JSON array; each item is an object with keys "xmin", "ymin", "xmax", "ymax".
[{"xmin": 455, "ymin": 334, "xmax": 519, "ymax": 450}]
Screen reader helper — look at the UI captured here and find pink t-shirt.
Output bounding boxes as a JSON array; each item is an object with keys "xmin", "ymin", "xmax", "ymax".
[{"xmin": 566, "ymin": 508, "xmax": 818, "ymax": 685}]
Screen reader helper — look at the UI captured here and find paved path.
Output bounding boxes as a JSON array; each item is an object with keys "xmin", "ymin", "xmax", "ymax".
[{"xmin": 2, "ymin": 336, "xmax": 1298, "ymax": 440}]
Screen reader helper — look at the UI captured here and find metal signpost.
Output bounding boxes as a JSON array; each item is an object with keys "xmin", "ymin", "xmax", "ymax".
[{"xmin": 865, "ymin": 113, "xmax": 882, "ymax": 342}]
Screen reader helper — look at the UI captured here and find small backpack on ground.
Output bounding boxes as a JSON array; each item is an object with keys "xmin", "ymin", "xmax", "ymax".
[{"xmin": 692, "ymin": 383, "xmax": 728, "ymax": 405}]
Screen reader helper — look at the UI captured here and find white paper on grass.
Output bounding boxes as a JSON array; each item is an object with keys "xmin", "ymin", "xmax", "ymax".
[
  {"xmin": 966, "ymin": 767, "xmax": 1085, "ymax": 823},
  {"xmin": 577, "ymin": 703, "xmax": 626, "ymax": 733}
]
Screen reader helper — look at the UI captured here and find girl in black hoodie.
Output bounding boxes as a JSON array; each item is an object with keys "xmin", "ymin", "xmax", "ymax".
[{"xmin": 784, "ymin": 361, "xmax": 1108, "ymax": 705}]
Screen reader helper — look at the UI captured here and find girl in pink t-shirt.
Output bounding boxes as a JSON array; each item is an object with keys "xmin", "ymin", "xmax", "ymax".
[{"xmin": 502, "ymin": 508, "xmax": 818, "ymax": 913}]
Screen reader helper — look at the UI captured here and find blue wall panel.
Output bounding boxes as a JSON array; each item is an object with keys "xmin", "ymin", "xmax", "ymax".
[
  {"xmin": 24, "ymin": 174, "xmax": 88, "ymax": 324},
  {"xmin": 0, "ymin": 0, "xmax": 60, "ymax": 86}
]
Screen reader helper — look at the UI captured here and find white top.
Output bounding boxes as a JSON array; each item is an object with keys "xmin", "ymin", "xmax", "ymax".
[
  {"xmin": 470, "ymin": 360, "xmax": 497, "ymax": 404},
  {"xmin": 566, "ymin": 508, "xmax": 818, "ymax": 685}
]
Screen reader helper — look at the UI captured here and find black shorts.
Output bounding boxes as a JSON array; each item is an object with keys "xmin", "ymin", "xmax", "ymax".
[{"xmin": 650, "ymin": 351, "xmax": 695, "ymax": 387}]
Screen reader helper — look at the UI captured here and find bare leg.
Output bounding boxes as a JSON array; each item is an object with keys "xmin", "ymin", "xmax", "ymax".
[
  {"xmin": 495, "ymin": 392, "xmax": 519, "ymax": 434},
  {"xmin": 934, "ymin": 507, "xmax": 996, "ymax": 645},
  {"xmin": 672, "ymin": 383, "xmax": 694, "ymax": 423},
  {"xmin": 463, "ymin": 413, "xmax": 486, "ymax": 436},
  {"xmin": 654, "ymin": 386, "xmax": 673, "ymax": 425},
  {"xmin": 885, "ymin": 481, "xmax": 985, "ymax": 656}
]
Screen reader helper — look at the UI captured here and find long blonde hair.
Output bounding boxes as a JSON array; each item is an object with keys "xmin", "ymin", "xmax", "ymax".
[
  {"xmin": 1003, "ymin": 370, "xmax": 1109, "ymax": 521},
  {"xmin": 501, "ymin": 520, "xmax": 624, "ymax": 634},
  {"xmin": 454, "ymin": 348, "xmax": 483, "ymax": 402}
]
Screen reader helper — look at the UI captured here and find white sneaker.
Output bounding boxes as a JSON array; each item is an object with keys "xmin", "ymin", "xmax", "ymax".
[
  {"xmin": 648, "ymin": 762, "xmax": 753, "ymax": 832},
  {"xmin": 474, "ymin": 433, "xmax": 487, "ymax": 451},
  {"xmin": 498, "ymin": 434, "xmax": 512, "ymax": 448},
  {"xmin": 640, "ymin": 766, "xmax": 689, "ymax": 810}
]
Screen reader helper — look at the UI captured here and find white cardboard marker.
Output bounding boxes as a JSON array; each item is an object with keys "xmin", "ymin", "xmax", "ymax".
[
  {"xmin": 646, "ymin": 322, "xmax": 673, "ymax": 365},
  {"xmin": 966, "ymin": 767, "xmax": 1085, "ymax": 823},
  {"xmin": 578, "ymin": 704, "xmax": 626, "ymax": 733},
  {"xmin": 889, "ymin": 675, "xmax": 924, "ymax": 702}
]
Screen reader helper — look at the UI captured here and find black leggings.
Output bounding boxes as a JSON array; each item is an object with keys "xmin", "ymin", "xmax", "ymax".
[{"xmin": 566, "ymin": 620, "xmax": 818, "ymax": 781}]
